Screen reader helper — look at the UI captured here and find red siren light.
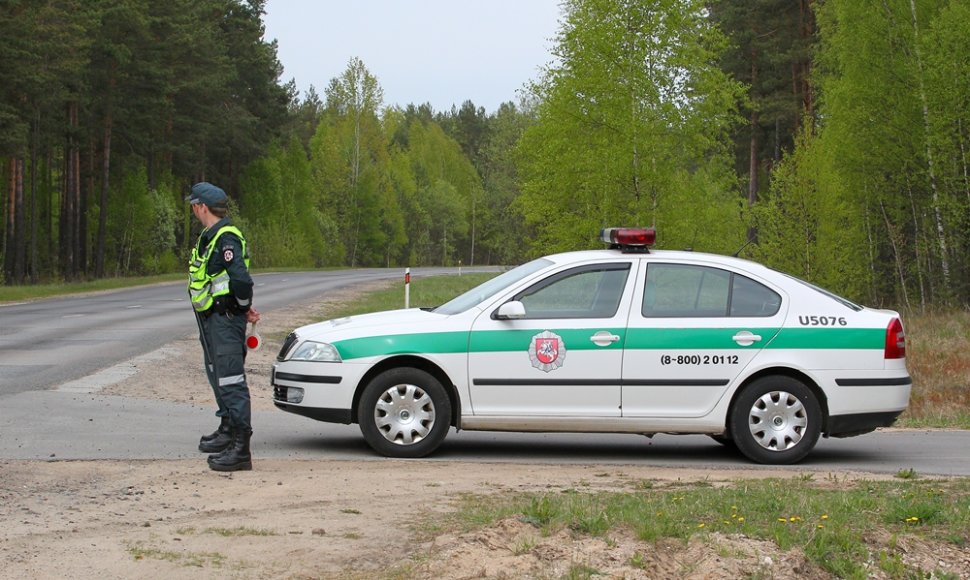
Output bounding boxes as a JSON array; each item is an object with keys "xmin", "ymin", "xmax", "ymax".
[{"xmin": 600, "ymin": 227, "xmax": 656, "ymax": 251}]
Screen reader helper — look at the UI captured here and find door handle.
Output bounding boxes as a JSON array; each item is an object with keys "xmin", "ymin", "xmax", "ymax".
[
  {"xmin": 589, "ymin": 331, "xmax": 621, "ymax": 346},
  {"xmin": 732, "ymin": 331, "xmax": 762, "ymax": 346}
]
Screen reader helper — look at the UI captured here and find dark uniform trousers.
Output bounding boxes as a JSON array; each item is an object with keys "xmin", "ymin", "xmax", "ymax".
[{"xmin": 199, "ymin": 310, "xmax": 251, "ymax": 432}]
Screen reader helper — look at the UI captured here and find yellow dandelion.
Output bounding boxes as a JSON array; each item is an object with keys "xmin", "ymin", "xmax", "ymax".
[
  {"xmin": 817, "ymin": 524, "xmax": 824, "ymax": 529},
  {"xmin": 778, "ymin": 518, "xmax": 788, "ymax": 523},
  {"xmin": 698, "ymin": 523, "xmax": 706, "ymax": 528},
  {"xmin": 738, "ymin": 517, "xmax": 745, "ymax": 523},
  {"xmin": 821, "ymin": 514, "xmax": 829, "ymax": 520}
]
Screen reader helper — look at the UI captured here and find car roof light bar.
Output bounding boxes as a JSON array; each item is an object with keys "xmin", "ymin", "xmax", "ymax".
[{"xmin": 600, "ymin": 227, "xmax": 656, "ymax": 252}]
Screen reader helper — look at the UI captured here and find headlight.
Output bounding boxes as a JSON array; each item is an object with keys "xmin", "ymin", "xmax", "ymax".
[{"xmin": 288, "ymin": 341, "xmax": 342, "ymax": 362}]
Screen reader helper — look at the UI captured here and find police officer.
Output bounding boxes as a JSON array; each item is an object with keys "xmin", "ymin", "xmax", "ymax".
[{"xmin": 187, "ymin": 182, "xmax": 260, "ymax": 472}]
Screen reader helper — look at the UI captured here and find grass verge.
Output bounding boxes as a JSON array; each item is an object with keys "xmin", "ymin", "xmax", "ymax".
[
  {"xmin": 0, "ymin": 273, "xmax": 185, "ymax": 302},
  {"xmin": 126, "ymin": 543, "xmax": 226, "ymax": 568},
  {"xmin": 899, "ymin": 310, "xmax": 970, "ymax": 429},
  {"xmin": 258, "ymin": 272, "xmax": 497, "ymax": 346},
  {"xmin": 434, "ymin": 475, "xmax": 969, "ymax": 579},
  {"xmin": 324, "ymin": 272, "xmax": 497, "ymax": 319}
]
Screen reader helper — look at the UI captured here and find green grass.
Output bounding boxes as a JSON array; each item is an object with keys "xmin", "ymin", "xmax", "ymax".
[
  {"xmin": 437, "ymin": 477, "xmax": 970, "ymax": 579},
  {"xmin": 0, "ymin": 273, "xmax": 185, "ymax": 302},
  {"xmin": 0, "ymin": 267, "xmax": 339, "ymax": 303},
  {"xmin": 898, "ymin": 310, "xmax": 970, "ymax": 429},
  {"xmin": 326, "ymin": 272, "xmax": 498, "ymax": 319},
  {"xmin": 126, "ymin": 543, "xmax": 227, "ymax": 568},
  {"xmin": 257, "ymin": 271, "xmax": 498, "ymax": 347}
]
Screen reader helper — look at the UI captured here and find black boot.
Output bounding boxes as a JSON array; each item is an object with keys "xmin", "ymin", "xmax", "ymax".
[
  {"xmin": 200, "ymin": 416, "xmax": 229, "ymax": 443},
  {"xmin": 199, "ymin": 416, "xmax": 232, "ymax": 453},
  {"xmin": 207, "ymin": 429, "xmax": 252, "ymax": 472}
]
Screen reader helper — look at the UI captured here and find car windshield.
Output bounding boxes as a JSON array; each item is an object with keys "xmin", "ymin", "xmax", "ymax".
[
  {"xmin": 780, "ymin": 272, "xmax": 863, "ymax": 311},
  {"xmin": 433, "ymin": 258, "xmax": 554, "ymax": 315}
]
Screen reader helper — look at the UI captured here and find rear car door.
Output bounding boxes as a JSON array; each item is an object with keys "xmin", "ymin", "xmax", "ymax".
[{"xmin": 622, "ymin": 261, "xmax": 786, "ymax": 417}]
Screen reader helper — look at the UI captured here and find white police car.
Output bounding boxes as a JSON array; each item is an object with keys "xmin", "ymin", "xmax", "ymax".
[{"xmin": 272, "ymin": 228, "xmax": 910, "ymax": 464}]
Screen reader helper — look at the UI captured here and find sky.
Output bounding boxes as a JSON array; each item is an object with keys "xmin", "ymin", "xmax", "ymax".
[{"xmin": 262, "ymin": 1, "xmax": 563, "ymax": 114}]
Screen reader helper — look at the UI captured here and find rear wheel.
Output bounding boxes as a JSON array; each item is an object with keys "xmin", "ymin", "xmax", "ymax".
[
  {"xmin": 729, "ymin": 376, "xmax": 821, "ymax": 465},
  {"xmin": 358, "ymin": 368, "xmax": 451, "ymax": 458}
]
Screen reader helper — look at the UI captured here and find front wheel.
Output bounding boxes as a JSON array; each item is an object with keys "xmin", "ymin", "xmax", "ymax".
[
  {"xmin": 358, "ymin": 368, "xmax": 452, "ymax": 458},
  {"xmin": 729, "ymin": 376, "xmax": 822, "ymax": 465}
]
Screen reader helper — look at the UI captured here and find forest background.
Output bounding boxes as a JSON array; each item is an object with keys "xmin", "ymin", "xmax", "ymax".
[{"xmin": 2, "ymin": 0, "xmax": 969, "ymax": 312}]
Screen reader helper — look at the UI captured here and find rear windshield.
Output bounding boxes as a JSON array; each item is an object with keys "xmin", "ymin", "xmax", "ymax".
[{"xmin": 781, "ymin": 273, "xmax": 863, "ymax": 311}]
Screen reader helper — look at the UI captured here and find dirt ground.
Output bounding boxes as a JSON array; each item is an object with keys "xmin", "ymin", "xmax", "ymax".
[{"xmin": 2, "ymin": 284, "xmax": 967, "ymax": 579}]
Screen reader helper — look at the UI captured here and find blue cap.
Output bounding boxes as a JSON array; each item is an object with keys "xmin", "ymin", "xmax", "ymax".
[{"xmin": 185, "ymin": 182, "xmax": 228, "ymax": 206}]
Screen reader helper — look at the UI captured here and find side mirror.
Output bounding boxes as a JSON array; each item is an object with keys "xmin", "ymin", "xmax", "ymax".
[{"xmin": 494, "ymin": 301, "xmax": 526, "ymax": 320}]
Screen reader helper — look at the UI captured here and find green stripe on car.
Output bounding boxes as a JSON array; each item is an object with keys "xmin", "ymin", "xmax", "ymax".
[
  {"xmin": 767, "ymin": 327, "xmax": 885, "ymax": 349},
  {"xmin": 332, "ymin": 326, "xmax": 885, "ymax": 361}
]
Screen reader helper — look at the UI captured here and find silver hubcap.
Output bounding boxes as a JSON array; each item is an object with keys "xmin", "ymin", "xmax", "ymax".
[
  {"xmin": 374, "ymin": 383, "xmax": 436, "ymax": 446},
  {"xmin": 748, "ymin": 391, "xmax": 807, "ymax": 451}
]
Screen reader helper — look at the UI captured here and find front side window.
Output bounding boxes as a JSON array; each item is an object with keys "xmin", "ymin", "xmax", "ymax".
[
  {"xmin": 514, "ymin": 263, "xmax": 631, "ymax": 319},
  {"xmin": 643, "ymin": 263, "xmax": 780, "ymax": 318}
]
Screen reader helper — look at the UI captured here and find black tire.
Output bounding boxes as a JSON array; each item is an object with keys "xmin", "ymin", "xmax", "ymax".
[
  {"xmin": 729, "ymin": 375, "xmax": 822, "ymax": 465},
  {"xmin": 358, "ymin": 368, "xmax": 452, "ymax": 458}
]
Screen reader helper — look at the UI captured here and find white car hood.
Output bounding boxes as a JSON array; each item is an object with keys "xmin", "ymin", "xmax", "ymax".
[{"xmin": 295, "ymin": 308, "xmax": 449, "ymax": 342}]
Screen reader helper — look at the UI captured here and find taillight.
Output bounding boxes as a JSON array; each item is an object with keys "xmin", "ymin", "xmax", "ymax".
[{"xmin": 885, "ymin": 318, "xmax": 905, "ymax": 359}]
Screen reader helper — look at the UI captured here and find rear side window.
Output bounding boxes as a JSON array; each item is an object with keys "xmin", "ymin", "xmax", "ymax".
[
  {"xmin": 730, "ymin": 274, "xmax": 782, "ymax": 316},
  {"xmin": 643, "ymin": 264, "xmax": 780, "ymax": 318}
]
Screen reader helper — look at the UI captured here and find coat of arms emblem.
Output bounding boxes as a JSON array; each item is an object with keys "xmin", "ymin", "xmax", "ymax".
[{"xmin": 528, "ymin": 331, "xmax": 566, "ymax": 372}]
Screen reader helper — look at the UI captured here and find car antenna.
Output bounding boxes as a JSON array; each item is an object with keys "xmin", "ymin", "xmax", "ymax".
[
  {"xmin": 684, "ymin": 230, "xmax": 698, "ymax": 252},
  {"xmin": 732, "ymin": 237, "xmax": 755, "ymax": 257}
]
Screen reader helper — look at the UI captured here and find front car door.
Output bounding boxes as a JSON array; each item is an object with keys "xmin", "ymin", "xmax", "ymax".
[
  {"xmin": 622, "ymin": 260, "xmax": 787, "ymax": 417},
  {"xmin": 468, "ymin": 261, "xmax": 636, "ymax": 417}
]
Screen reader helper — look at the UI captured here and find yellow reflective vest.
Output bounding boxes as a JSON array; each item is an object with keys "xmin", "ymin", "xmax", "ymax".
[{"xmin": 188, "ymin": 225, "xmax": 249, "ymax": 312}]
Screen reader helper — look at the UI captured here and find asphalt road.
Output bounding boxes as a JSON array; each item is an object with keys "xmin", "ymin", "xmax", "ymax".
[
  {"xmin": 0, "ymin": 268, "xmax": 464, "ymax": 395},
  {"xmin": 1, "ymin": 269, "xmax": 968, "ymax": 476}
]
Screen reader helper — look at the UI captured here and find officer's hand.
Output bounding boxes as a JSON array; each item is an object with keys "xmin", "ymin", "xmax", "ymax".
[{"xmin": 246, "ymin": 307, "xmax": 261, "ymax": 324}]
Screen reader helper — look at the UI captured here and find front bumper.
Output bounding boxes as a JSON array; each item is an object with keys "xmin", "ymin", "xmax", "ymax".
[
  {"xmin": 271, "ymin": 360, "xmax": 369, "ymax": 421},
  {"xmin": 274, "ymin": 402, "xmax": 352, "ymax": 424}
]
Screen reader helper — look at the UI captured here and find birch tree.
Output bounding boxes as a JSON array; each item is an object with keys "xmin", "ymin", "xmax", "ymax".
[
  {"xmin": 516, "ymin": 0, "xmax": 745, "ymax": 255},
  {"xmin": 315, "ymin": 57, "xmax": 393, "ymax": 266}
]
